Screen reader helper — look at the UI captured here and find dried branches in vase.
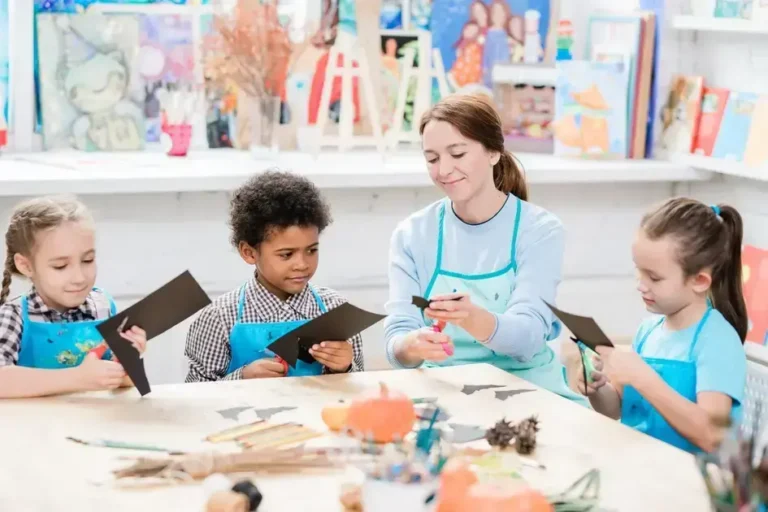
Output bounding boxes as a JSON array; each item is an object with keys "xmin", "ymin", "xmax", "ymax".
[{"xmin": 202, "ymin": 0, "xmax": 292, "ymax": 153}]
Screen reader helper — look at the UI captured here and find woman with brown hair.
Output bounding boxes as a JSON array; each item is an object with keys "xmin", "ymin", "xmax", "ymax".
[{"xmin": 384, "ymin": 93, "xmax": 587, "ymax": 406}]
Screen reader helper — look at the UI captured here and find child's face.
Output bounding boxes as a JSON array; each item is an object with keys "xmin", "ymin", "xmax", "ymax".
[
  {"xmin": 422, "ymin": 120, "xmax": 499, "ymax": 204},
  {"xmin": 247, "ymin": 225, "xmax": 320, "ymax": 297},
  {"xmin": 15, "ymin": 220, "xmax": 97, "ymax": 311},
  {"xmin": 464, "ymin": 24, "xmax": 479, "ymax": 39},
  {"xmin": 632, "ymin": 230, "xmax": 711, "ymax": 316}
]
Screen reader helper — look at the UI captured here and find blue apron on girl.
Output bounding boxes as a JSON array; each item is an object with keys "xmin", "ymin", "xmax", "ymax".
[
  {"xmin": 227, "ymin": 284, "xmax": 327, "ymax": 377},
  {"xmin": 423, "ymin": 198, "xmax": 589, "ymax": 407},
  {"xmin": 621, "ymin": 308, "xmax": 712, "ymax": 452},
  {"xmin": 17, "ymin": 289, "xmax": 117, "ymax": 369}
]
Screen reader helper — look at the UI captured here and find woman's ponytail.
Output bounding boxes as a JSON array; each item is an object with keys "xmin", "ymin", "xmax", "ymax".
[{"xmin": 493, "ymin": 151, "xmax": 528, "ymax": 201}]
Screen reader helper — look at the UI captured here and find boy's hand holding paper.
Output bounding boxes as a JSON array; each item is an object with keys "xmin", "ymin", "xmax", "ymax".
[
  {"xmin": 242, "ymin": 358, "xmax": 287, "ymax": 379},
  {"xmin": 308, "ymin": 340, "xmax": 354, "ymax": 372}
]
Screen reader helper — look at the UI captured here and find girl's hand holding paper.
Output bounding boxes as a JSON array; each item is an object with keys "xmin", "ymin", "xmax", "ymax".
[
  {"xmin": 573, "ymin": 351, "xmax": 608, "ymax": 396},
  {"xmin": 596, "ymin": 346, "xmax": 653, "ymax": 387},
  {"xmin": 118, "ymin": 326, "xmax": 148, "ymax": 358}
]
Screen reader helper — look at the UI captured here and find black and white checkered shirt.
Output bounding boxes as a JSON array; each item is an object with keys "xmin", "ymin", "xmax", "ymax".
[
  {"xmin": 184, "ymin": 274, "xmax": 364, "ymax": 382},
  {"xmin": 0, "ymin": 288, "xmax": 113, "ymax": 367}
]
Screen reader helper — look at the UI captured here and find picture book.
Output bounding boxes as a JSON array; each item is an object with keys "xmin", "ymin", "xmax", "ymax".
[
  {"xmin": 658, "ymin": 75, "xmax": 703, "ymax": 155},
  {"xmin": 552, "ymin": 60, "xmax": 630, "ymax": 159},
  {"xmin": 742, "ymin": 245, "xmax": 768, "ymax": 345},
  {"xmin": 431, "ymin": 0, "xmax": 554, "ymax": 95},
  {"xmin": 138, "ymin": 14, "xmax": 195, "ymax": 143},
  {"xmin": 712, "ymin": 91, "xmax": 758, "ymax": 161},
  {"xmin": 714, "ymin": 0, "xmax": 748, "ymax": 18},
  {"xmin": 37, "ymin": 13, "xmax": 145, "ymax": 151},
  {"xmin": 639, "ymin": 0, "xmax": 665, "ymax": 158},
  {"xmin": 744, "ymin": 96, "xmax": 768, "ymax": 167},
  {"xmin": 585, "ymin": 13, "xmax": 644, "ymax": 152},
  {"xmin": 692, "ymin": 87, "xmax": 729, "ymax": 157}
]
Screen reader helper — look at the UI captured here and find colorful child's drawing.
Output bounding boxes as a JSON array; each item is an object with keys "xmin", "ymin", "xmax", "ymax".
[
  {"xmin": 381, "ymin": 0, "xmax": 403, "ymax": 29},
  {"xmin": 0, "ymin": 0, "xmax": 8, "ymax": 139},
  {"xmin": 139, "ymin": 14, "xmax": 194, "ymax": 142},
  {"xmin": 200, "ymin": 13, "xmax": 234, "ymax": 149},
  {"xmin": 497, "ymin": 82, "xmax": 554, "ymax": 153},
  {"xmin": 432, "ymin": 0, "xmax": 552, "ymax": 94},
  {"xmin": 380, "ymin": 31, "xmax": 420, "ymax": 131},
  {"xmin": 658, "ymin": 75, "xmax": 703, "ymax": 154},
  {"xmin": 37, "ymin": 13, "xmax": 145, "ymax": 151},
  {"xmin": 552, "ymin": 60, "xmax": 630, "ymax": 159}
]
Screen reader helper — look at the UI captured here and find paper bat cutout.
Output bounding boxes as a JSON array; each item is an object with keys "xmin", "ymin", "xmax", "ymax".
[
  {"xmin": 267, "ymin": 303, "xmax": 385, "ymax": 368},
  {"xmin": 543, "ymin": 301, "xmax": 614, "ymax": 352},
  {"xmin": 494, "ymin": 389, "xmax": 536, "ymax": 401},
  {"xmin": 411, "ymin": 295, "xmax": 462, "ymax": 310},
  {"xmin": 217, "ymin": 406, "xmax": 252, "ymax": 421},
  {"xmin": 448, "ymin": 424, "xmax": 487, "ymax": 443},
  {"xmin": 253, "ymin": 406, "xmax": 297, "ymax": 420},
  {"xmin": 96, "ymin": 270, "xmax": 212, "ymax": 396},
  {"xmin": 461, "ymin": 384, "xmax": 506, "ymax": 395}
]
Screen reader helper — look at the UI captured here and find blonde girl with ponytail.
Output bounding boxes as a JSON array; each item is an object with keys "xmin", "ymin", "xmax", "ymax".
[{"xmin": 0, "ymin": 195, "xmax": 147, "ymax": 398}]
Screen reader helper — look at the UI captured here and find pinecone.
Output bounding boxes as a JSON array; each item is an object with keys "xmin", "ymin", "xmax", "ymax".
[
  {"xmin": 514, "ymin": 416, "xmax": 540, "ymax": 455},
  {"xmin": 485, "ymin": 418, "xmax": 517, "ymax": 448}
]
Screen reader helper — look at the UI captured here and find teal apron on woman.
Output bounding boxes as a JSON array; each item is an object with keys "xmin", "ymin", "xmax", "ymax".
[
  {"xmin": 621, "ymin": 308, "xmax": 712, "ymax": 452},
  {"xmin": 227, "ymin": 284, "xmax": 327, "ymax": 377},
  {"xmin": 424, "ymin": 199, "xmax": 589, "ymax": 406},
  {"xmin": 17, "ymin": 288, "xmax": 117, "ymax": 369}
]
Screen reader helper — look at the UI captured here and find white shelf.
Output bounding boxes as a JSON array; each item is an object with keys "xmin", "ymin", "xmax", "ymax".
[
  {"xmin": 492, "ymin": 64, "xmax": 558, "ymax": 86},
  {"xmin": 672, "ymin": 15, "xmax": 768, "ymax": 34},
  {"xmin": 0, "ymin": 150, "xmax": 711, "ymax": 197},
  {"xmin": 666, "ymin": 153, "xmax": 768, "ymax": 181}
]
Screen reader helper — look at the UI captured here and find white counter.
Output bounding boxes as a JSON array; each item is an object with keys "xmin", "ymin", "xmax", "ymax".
[{"xmin": 0, "ymin": 149, "xmax": 712, "ymax": 196}]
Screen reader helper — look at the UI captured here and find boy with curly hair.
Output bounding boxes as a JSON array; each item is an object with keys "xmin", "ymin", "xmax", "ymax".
[{"xmin": 185, "ymin": 170, "xmax": 364, "ymax": 382}]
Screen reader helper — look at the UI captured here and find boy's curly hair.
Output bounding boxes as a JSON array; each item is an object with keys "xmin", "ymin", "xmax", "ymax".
[{"xmin": 229, "ymin": 170, "xmax": 332, "ymax": 248}]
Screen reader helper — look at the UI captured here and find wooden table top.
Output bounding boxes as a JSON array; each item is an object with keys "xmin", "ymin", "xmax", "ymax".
[{"xmin": 0, "ymin": 364, "xmax": 710, "ymax": 512}]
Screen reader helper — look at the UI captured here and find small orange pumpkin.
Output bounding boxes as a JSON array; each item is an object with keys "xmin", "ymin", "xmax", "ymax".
[
  {"xmin": 321, "ymin": 401, "xmax": 350, "ymax": 431},
  {"xmin": 344, "ymin": 382, "xmax": 416, "ymax": 443},
  {"xmin": 435, "ymin": 459, "xmax": 478, "ymax": 512},
  {"xmin": 465, "ymin": 482, "xmax": 553, "ymax": 512}
]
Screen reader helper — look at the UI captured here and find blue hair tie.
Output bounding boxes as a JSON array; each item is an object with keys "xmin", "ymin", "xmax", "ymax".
[{"xmin": 710, "ymin": 205, "xmax": 721, "ymax": 216}]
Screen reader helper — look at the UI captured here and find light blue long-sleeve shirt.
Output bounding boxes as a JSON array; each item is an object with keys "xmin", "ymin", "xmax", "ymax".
[{"xmin": 384, "ymin": 195, "xmax": 565, "ymax": 368}]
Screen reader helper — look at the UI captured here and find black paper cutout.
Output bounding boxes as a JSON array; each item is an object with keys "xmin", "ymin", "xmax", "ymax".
[
  {"xmin": 96, "ymin": 270, "xmax": 212, "ymax": 396},
  {"xmin": 448, "ymin": 423, "xmax": 487, "ymax": 443},
  {"xmin": 461, "ymin": 384, "xmax": 506, "ymax": 395},
  {"xmin": 494, "ymin": 389, "xmax": 536, "ymax": 401},
  {"xmin": 217, "ymin": 406, "xmax": 252, "ymax": 421},
  {"xmin": 411, "ymin": 295, "xmax": 462, "ymax": 311},
  {"xmin": 543, "ymin": 301, "xmax": 615, "ymax": 352},
  {"xmin": 267, "ymin": 303, "xmax": 385, "ymax": 368},
  {"xmin": 253, "ymin": 406, "xmax": 297, "ymax": 420}
]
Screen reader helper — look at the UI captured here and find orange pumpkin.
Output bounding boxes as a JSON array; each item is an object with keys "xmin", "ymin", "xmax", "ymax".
[
  {"xmin": 344, "ymin": 382, "xmax": 416, "ymax": 443},
  {"xmin": 465, "ymin": 482, "xmax": 553, "ymax": 512},
  {"xmin": 435, "ymin": 459, "xmax": 478, "ymax": 512},
  {"xmin": 321, "ymin": 402, "xmax": 350, "ymax": 431}
]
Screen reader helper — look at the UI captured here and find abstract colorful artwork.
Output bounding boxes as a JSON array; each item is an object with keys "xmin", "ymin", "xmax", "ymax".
[
  {"xmin": 0, "ymin": 0, "xmax": 8, "ymax": 136},
  {"xmin": 37, "ymin": 13, "xmax": 145, "ymax": 150}
]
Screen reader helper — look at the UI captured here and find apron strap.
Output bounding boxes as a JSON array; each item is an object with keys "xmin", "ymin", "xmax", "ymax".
[
  {"xmin": 236, "ymin": 285, "xmax": 247, "ymax": 322},
  {"xmin": 510, "ymin": 197, "xmax": 521, "ymax": 273},
  {"xmin": 424, "ymin": 202, "xmax": 448, "ymax": 299},
  {"xmin": 636, "ymin": 317, "xmax": 665, "ymax": 355},
  {"xmin": 20, "ymin": 295, "xmax": 30, "ymax": 323},
  {"xmin": 688, "ymin": 307, "xmax": 713, "ymax": 360},
  {"xmin": 308, "ymin": 285, "xmax": 328, "ymax": 314}
]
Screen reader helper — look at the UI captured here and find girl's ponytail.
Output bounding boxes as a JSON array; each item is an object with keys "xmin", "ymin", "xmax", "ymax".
[
  {"xmin": 711, "ymin": 205, "xmax": 748, "ymax": 342},
  {"xmin": 493, "ymin": 151, "xmax": 528, "ymax": 201},
  {"xmin": 0, "ymin": 251, "xmax": 12, "ymax": 306}
]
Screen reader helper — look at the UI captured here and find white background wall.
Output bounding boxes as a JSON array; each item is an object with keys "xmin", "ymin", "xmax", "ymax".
[{"xmin": 3, "ymin": 0, "xmax": 767, "ymax": 383}]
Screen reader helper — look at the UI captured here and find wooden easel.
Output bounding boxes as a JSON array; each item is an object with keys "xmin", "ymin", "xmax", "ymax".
[
  {"xmin": 387, "ymin": 30, "xmax": 450, "ymax": 149},
  {"xmin": 312, "ymin": 31, "xmax": 385, "ymax": 154}
]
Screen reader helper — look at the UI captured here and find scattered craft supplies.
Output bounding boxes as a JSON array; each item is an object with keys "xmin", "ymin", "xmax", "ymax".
[
  {"xmin": 267, "ymin": 303, "xmax": 385, "ymax": 368},
  {"xmin": 97, "ymin": 270, "xmax": 212, "ymax": 396},
  {"xmin": 66, "ymin": 436, "xmax": 186, "ymax": 455},
  {"xmin": 205, "ymin": 421, "xmax": 321, "ymax": 450}
]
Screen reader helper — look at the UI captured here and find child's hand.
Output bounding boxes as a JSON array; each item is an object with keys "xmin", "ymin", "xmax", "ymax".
[
  {"xmin": 401, "ymin": 327, "xmax": 454, "ymax": 363},
  {"xmin": 310, "ymin": 341, "xmax": 353, "ymax": 372},
  {"xmin": 77, "ymin": 352, "xmax": 127, "ymax": 391},
  {"xmin": 596, "ymin": 347, "xmax": 651, "ymax": 387},
  {"xmin": 242, "ymin": 358, "xmax": 287, "ymax": 379},
  {"xmin": 119, "ymin": 326, "xmax": 148, "ymax": 357},
  {"xmin": 572, "ymin": 354, "xmax": 608, "ymax": 396}
]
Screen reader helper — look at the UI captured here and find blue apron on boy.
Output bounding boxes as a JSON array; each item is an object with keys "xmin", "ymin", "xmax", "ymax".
[
  {"xmin": 423, "ymin": 198, "xmax": 589, "ymax": 407},
  {"xmin": 227, "ymin": 284, "xmax": 327, "ymax": 377},
  {"xmin": 621, "ymin": 308, "xmax": 712, "ymax": 452},
  {"xmin": 17, "ymin": 288, "xmax": 118, "ymax": 369}
]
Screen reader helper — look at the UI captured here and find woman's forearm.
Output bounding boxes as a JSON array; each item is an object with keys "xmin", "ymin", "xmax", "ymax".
[{"xmin": 0, "ymin": 365, "xmax": 84, "ymax": 398}]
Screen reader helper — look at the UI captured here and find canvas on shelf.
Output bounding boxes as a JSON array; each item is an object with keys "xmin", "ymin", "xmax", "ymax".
[
  {"xmin": 658, "ymin": 75, "xmax": 703, "ymax": 155},
  {"xmin": 37, "ymin": 13, "xmax": 145, "ymax": 151}
]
